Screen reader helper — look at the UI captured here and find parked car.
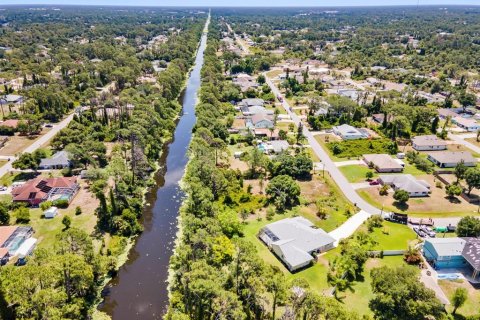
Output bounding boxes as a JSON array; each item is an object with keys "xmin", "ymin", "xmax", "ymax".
[
  {"xmin": 369, "ymin": 180, "xmax": 380, "ymax": 185},
  {"xmin": 421, "ymin": 226, "xmax": 436, "ymax": 238},
  {"xmin": 44, "ymin": 123, "xmax": 53, "ymax": 128},
  {"xmin": 413, "ymin": 226, "xmax": 427, "ymax": 238},
  {"xmin": 0, "ymin": 186, "xmax": 7, "ymax": 191}
]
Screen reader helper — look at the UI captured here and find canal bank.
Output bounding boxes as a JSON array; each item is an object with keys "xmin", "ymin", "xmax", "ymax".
[{"xmin": 98, "ymin": 14, "xmax": 210, "ymax": 319}]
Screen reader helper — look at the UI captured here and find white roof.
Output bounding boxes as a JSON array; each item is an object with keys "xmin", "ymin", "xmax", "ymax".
[
  {"xmin": 333, "ymin": 124, "xmax": 364, "ymax": 137},
  {"xmin": 263, "ymin": 217, "xmax": 335, "ymax": 267},
  {"xmin": 15, "ymin": 237, "xmax": 37, "ymax": 258},
  {"xmin": 426, "ymin": 238, "xmax": 465, "ymax": 257},
  {"xmin": 380, "ymin": 174, "xmax": 430, "ymax": 193}
]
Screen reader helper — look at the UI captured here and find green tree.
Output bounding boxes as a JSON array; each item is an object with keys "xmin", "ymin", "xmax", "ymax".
[
  {"xmin": 62, "ymin": 216, "xmax": 72, "ymax": 230},
  {"xmin": 266, "ymin": 175, "xmax": 300, "ymax": 211},
  {"xmin": 0, "ymin": 202, "xmax": 9, "ymax": 225},
  {"xmin": 366, "ymin": 171, "xmax": 374, "ymax": 180},
  {"xmin": 451, "ymin": 287, "xmax": 467, "ymax": 315},
  {"xmin": 369, "ymin": 266, "xmax": 444, "ymax": 320},
  {"xmin": 464, "ymin": 167, "xmax": 480, "ymax": 195},
  {"xmin": 456, "ymin": 216, "xmax": 480, "ymax": 237},
  {"xmin": 445, "ymin": 184, "xmax": 462, "ymax": 198},
  {"xmin": 14, "ymin": 207, "xmax": 30, "ymax": 223},
  {"xmin": 455, "ymin": 161, "xmax": 467, "ymax": 183},
  {"xmin": 393, "ymin": 189, "xmax": 409, "ymax": 204}
]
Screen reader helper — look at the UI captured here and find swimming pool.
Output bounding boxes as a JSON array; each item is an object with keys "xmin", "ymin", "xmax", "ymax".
[{"xmin": 437, "ymin": 273, "xmax": 462, "ymax": 280}]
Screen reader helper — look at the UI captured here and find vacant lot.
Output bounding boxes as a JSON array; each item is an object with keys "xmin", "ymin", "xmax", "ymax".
[
  {"xmin": 0, "ymin": 135, "xmax": 38, "ymax": 156},
  {"xmin": 358, "ymin": 174, "xmax": 478, "ymax": 217},
  {"xmin": 326, "ymin": 138, "xmax": 396, "ymax": 160}
]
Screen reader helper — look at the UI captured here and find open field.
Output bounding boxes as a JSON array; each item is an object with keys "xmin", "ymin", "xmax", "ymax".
[
  {"xmin": 0, "ymin": 135, "xmax": 39, "ymax": 156},
  {"xmin": 356, "ymin": 221, "xmax": 418, "ymax": 250},
  {"xmin": 357, "ymin": 174, "xmax": 479, "ymax": 217}
]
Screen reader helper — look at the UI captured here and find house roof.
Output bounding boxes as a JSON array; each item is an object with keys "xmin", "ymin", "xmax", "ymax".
[
  {"xmin": 251, "ymin": 113, "xmax": 274, "ymax": 125},
  {"xmin": 462, "ymin": 238, "xmax": 480, "ymax": 271},
  {"xmin": 412, "ymin": 135, "xmax": 447, "ymax": 147},
  {"xmin": 363, "ymin": 154, "xmax": 403, "ymax": 170},
  {"xmin": 453, "ymin": 116, "xmax": 479, "ymax": 128},
  {"xmin": 425, "ymin": 238, "xmax": 466, "ymax": 257},
  {"xmin": 12, "ymin": 176, "xmax": 78, "ymax": 202},
  {"xmin": 39, "ymin": 151, "xmax": 71, "ymax": 168},
  {"xmin": 0, "ymin": 226, "xmax": 17, "ymax": 247},
  {"xmin": 3, "ymin": 95, "xmax": 22, "ymax": 103},
  {"xmin": 333, "ymin": 124, "xmax": 364, "ymax": 137},
  {"xmin": 267, "ymin": 140, "xmax": 289, "ymax": 153},
  {"xmin": 0, "ymin": 119, "xmax": 19, "ymax": 128},
  {"xmin": 428, "ymin": 151, "xmax": 476, "ymax": 164},
  {"xmin": 380, "ymin": 174, "xmax": 430, "ymax": 193},
  {"xmin": 263, "ymin": 217, "xmax": 335, "ymax": 261},
  {"xmin": 247, "ymin": 106, "xmax": 274, "ymax": 115},
  {"xmin": 240, "ymin": 98, "xmax": 264, "ymax": 107},
  {"xmin": 254, "ymin": 128, "xmax": 279, "ymax": 138}
]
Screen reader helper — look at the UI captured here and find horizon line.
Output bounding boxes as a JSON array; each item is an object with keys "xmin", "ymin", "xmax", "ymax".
[{"xmin": 1, "ymin": 3, "xmax": 480, "ymax": 8}]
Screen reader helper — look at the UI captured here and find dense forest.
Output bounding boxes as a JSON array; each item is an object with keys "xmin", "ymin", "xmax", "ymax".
[{"xmin": 0, "ymin": 6, "xmax": 206, "ymax": 318}]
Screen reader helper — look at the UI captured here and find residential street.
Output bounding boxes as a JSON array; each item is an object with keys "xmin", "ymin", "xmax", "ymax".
[
  {"xmin": 0, "ymin": 113, "xmax": 75, "ymax": 181},
  {"xmin": 448, "ymin": 132, "xmax": 480, "ymax": 154}
]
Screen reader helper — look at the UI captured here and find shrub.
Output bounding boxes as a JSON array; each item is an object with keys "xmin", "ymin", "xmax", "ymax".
[
  {"xmin": 15, "ymin": 207, "xmax": 30, "ymax": 223},
  {"xmin": 393, "ymin": 189, "xmax": 410, "ymax": 204},
  {"xmin": 75, "ymin": 206, "xmax": 82, "ymax": 215},
  {"xmin": 53, "ymin": 199, "xmax": 69, "ymax": 209},
  {"xmin": 40, "ymin": 201, "xmax": 53, "ymax": 211},
  {"xmin": 62, "ymin": 216, "xmax": 72, "ymax": 229},
  {"xmin": 379, "ymin": 184, "xmax": 389, "ymax": 195}
]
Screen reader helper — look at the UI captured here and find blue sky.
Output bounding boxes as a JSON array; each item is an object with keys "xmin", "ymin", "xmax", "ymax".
[{"xmin": 1, "ymin": 0, "xmax": 479, "ymax": 6}]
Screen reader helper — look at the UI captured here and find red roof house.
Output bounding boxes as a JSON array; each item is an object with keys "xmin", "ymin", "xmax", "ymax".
[{"xmin": 11, "ymin": 176, "xmax": 79, "ymax": 206}]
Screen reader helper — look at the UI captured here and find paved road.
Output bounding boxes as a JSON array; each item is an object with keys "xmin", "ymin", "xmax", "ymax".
[
  {"xmin": 0, "ymin": 113, "xmax": 75, "ymax": 181},
  {"xmin": 225, "ymin": 23, "xmax": 250, "ymax": 55},
  {"xmin": 264, "ymin": 75, "xmax": 382, "ymax": 243},
  {"xmin": 448, "ymin": 132, "xmax": 480, "ymax": 154}
]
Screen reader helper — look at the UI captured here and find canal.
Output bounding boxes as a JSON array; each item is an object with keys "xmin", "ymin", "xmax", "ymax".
[{"xmin": 99, "ymin": 15, "xmax": 210, "ymax": 319}]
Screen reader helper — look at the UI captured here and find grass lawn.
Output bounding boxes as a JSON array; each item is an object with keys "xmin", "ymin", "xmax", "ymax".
[
  {"xmin": 356, "ymin": 221, "xmax": 418, "ymax": 250},
  {"xmin": 439, "ymin": 279, "xmax": 480, "ymax": 317},
  {"xmin": 305, "ymin": 146, "xmax": 320, "ymax": 162},
  {"xmin": 339, "ymin": 165, "xmax": 373, "ymax": 183},
  {"xmin": 326, "ymin": 139, "xmax": 396, "ymax": 160}
]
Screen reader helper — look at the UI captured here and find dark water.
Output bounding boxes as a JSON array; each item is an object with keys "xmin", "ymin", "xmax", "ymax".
[{"xmin": 99, "ymin": 17, "xmax": 209, "ymax": 320}]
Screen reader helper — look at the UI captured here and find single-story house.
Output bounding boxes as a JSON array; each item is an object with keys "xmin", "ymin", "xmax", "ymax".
[
  {"xmin": 437, "ymin": 108, "xmax": 459, "ymax": 119},
  {"xmin": 39, "ymin": 151, "xmax": 72, "ymax": 170},
  {"xmin": 264, "ymin": 140, "xmax": 289, "ymax": 154},
  {"xmin": 0, "ymin": 119, "xmax": 20, "ymax": 129},
  {"xmin": 452, "ymin": 117, "xmax": 480, "ymax": 132},
  {"xmin": 363, "ymin": 154, "xmax": 404, "ymax": 173},
  {"xmin": 11, "ymin": 176, "xmax": 80, "ymax": 206},
  {"xmin": 247, "ymin": 114, "xmax": 274, "ymax": 129},
  {"xmin": 253, "ymin": 128, "xmax": 279, "ymax": 140},
  {"xmin": 338, "ymin": 89, "xmax": 359, "ymax": 101},
  {"xmin": 43, "ymin": 206, "xmax": 59, "ymax": 219},
  {"xmin": 424, "ymin": 237, "xmax": 480, "ymax": 279},
  {"xmin": 259, "ymin": 217, "xmax": 335, "ymax": 271},
  {"xmin": 0, "ymin": 94, "xmax": 23, "ymax": 105},
  {"xmin": 412, "ymin": 135, "xmax": 447, "ymax": 151},
  {"xmin": 241, "ymin": 105, "xmax": 274, "ymax": 116},
  {"xmin": 332, "ymin": 124, "xmax": 367, "ymax": 140},
  {"xmin": 379, "ymin": 174, "xmax": 430, "ymax": 197},
  {"xmin": 427, "ymin": 151, "xmax": 476, "ymax": 168},
  {"xmin": 238, "ymin": 98, "xmax": 264, "ymax": 109}
]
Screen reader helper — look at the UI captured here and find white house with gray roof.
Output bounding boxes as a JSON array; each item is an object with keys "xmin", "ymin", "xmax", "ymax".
[
  {"xmin": 259, "ymin": 217, "xmax": 335, "ymax": 271},
  {"xmin": 412, "ymin": 135, "xmax": 447, "ymax": 151},
  {"xmin": 379, "ymin": 174, "xmax": 430, "ymax": 197},
  {"xmin": 39, "ymin": 151, "xmax": 72, "ymax": 170},
  {"xmin": 427, "ymin": 151, "xmax": 476, "ymax": 168},
  {"xmin": 332, "ymin": 124, "xmax": 367, "ymax": 140}
]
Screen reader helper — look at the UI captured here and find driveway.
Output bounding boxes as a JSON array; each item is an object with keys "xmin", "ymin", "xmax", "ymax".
[
  {"xmin": 334, "ymin": 159, "xmax": 364, "ymax": 167},
  {"xmin": 329, "ymin": 210, "xmax": 371, "ymax": 244},
  {"xmin": 449, "ymin": 132, "xmax": 480, "ymax": 154}
]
